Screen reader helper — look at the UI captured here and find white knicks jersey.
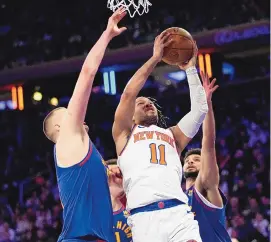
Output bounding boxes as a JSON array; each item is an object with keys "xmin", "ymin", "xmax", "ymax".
[{"xmin": 118, "ymin": 124, "xmax": 188, "ymax": 210}]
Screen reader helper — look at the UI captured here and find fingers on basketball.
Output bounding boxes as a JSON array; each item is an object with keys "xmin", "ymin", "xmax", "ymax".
[
  {"xmin": 161, "ymin": 34, "xmax": 172, "ymax": 47},
  {"xmin": 159, "ymin": 31, "xmax": 169, "ymax": 40}
]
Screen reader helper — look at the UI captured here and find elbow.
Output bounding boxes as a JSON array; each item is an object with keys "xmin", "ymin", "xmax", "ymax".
[
  {"xmin": 81, "ymin": 66, "xmax": 97, "ymax": 79},
  {"xmin": 121, "ymin": 90, "xmax": 136, "ymax": 101}
]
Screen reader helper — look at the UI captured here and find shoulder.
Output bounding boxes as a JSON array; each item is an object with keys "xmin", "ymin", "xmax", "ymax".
[
  {"xmin": 193, "ymin": 187, "xmax": 227, "ymax": 210},
  {"xmin": 55, "ymin": 133, "xmax": 93, "ymax": 168}
]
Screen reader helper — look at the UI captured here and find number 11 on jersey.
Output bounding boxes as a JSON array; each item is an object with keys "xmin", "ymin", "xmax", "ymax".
[{"xmin": 149, "ymin": 143, "xmax": 167, "ymax": 165}]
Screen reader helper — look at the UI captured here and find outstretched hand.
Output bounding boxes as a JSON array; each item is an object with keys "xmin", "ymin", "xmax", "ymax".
[
  {"xmin": 200, "ymin": 71, "xmax": 219, "ymax": 103},
  {"xmin": 106, "ymin": 7, "xmax": 127, "ymax": 39}
]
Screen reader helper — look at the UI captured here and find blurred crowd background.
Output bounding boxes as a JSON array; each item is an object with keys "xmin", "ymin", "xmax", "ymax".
[
  {"xmin": 0, "ymin": 0, "xmax": 270, "ymax": 241},
  {"xmin": 0, "ymin": 0, "xmax": 269, "ymax": 70}
]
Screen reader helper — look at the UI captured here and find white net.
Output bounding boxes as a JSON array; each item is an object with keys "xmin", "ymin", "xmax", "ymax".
[{"xmin": 107, "ymin": 0, "xmax": 152, "ymax": 18}]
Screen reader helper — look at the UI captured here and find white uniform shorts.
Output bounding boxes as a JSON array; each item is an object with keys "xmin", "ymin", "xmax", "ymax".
[{"xmin": 127, "ymin": 204, "xmax": 202, "ymax": 242}]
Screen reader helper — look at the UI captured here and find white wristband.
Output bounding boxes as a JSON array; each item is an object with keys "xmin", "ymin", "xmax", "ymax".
[{"xmin": 185, "ymin": 66, "xmax": 198, "ymax": 75}]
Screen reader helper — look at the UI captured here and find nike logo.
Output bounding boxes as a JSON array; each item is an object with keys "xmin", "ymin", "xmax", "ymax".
[{"xmin": 138, "ymin": 125, "xmax": 145, "ymax": 128}]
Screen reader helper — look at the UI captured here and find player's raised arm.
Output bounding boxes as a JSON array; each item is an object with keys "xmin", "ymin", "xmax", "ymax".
[
  {"xmin": 169, "ymin": 44, "xmax": 208, "ymax": 153},
  {"xmin": 66, "ymin": 8, "xmax": 127, "ymax": 132},
  {"xmin": 194, "ymin": 72, "xmax": 223, "ymax": 206},
  {"xmin": 112, "ymin": 33, "xmax": 172, "ymax": 145}
]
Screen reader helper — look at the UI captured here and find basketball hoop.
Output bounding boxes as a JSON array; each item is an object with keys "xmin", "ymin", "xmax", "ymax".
[{"xmin": 107, "ymin": 0, "xmax": 152, "ymax": 18}]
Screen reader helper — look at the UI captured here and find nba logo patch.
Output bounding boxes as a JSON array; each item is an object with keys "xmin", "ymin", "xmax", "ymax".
[
  {"xmin": 123, "ymin": 210, "xmax": 130, "ymax": 218},
  {"xmin": 188, "ymin": 190, "xmax": 193, "ymax": 196}
]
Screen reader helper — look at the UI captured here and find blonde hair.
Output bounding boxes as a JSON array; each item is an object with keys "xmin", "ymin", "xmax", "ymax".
[
  {"xmin": 105, "ymin": 159, "xmax": 118, "ymax": 165},
  {"xmin": 43, "ymin": 107, "xmax": 66, "ymax": 142}
]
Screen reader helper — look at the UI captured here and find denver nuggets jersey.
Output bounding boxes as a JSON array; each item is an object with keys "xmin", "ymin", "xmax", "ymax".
[
  {"xmin": 54, "ymin": 140, "xmax": 115, "ymax": 242},
  {"xmin": 186, "ymin": 186, "xmax": 231, "ymax": 242},
  {"xmin": 113, "ymin": 206, "xmax": 132, "ymax": 242},
  {"xmin": 118, "ymin": 125, "xmax": 188, "ymax": 210}
]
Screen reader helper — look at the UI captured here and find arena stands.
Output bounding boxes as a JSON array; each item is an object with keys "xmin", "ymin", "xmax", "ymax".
[
  {"xmin": 0, "ymin": 0, "xmax": 269, "ymax": 70},
  {"xmin": 0, "ymin": 75, "xmax": 269, "ymax": 242},
  {"xmin": 0, "ymin": 0, "xmax": 270, "ymax": 242}
]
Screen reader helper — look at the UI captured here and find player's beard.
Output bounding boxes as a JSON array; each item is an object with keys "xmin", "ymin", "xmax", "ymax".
[
  {"xmin": 184, "ymin": 170, "xmax": 199, "ymax": 179},
  {"xmin": 142, "ymin": 115, "xmax": 158, "ymax": 126}
]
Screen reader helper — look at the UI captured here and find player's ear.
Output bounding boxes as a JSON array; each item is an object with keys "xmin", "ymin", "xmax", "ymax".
[{"xmin": 54, "ymin": 124, "xmax": 61, "ymax": 132}]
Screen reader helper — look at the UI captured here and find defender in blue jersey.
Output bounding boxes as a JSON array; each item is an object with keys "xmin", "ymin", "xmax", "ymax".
[
  {"xmin": 42, "ymin": 8, "xmax": 127, "ymax": 242},
  {"xmin": 113, "ymin": 207, "xmax": 132, "ymax": 242},
  {"xmin": 183, "ymin": 71, "xmax": 231, "ymax": 242},
  {"xmin": 106, "ymin": 159, "xmax": 132, "ymax": 242}
]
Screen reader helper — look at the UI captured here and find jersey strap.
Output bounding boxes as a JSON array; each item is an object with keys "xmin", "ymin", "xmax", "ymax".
[
  {"xmin": 119, "ymin": 124, "xmax": 137, "ymax": 156},
  {"xmin": 130, "ymin": 199, "xmax": 185, "ymax": 215}
]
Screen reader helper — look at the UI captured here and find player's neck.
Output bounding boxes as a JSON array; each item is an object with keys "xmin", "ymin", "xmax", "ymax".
[
  {"xmin": 186, "ymin": 178, "xmax": 196, "ymax": 190},
  {"xmin": 137, "ymin": 122, "xmax": 155, "ymax": 127},
  {"xmin": 111, "ymin": 196, "xmax": 123, "ymax": 212}
]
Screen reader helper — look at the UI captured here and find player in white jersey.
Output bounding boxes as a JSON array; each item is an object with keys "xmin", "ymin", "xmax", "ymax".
[{"xmin": 113, "ymin": 32, "xmax": 207, "ymax": 242}]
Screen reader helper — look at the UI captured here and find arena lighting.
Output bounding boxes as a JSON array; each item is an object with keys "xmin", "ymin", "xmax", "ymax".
[
  {"xmin": 198, "ymin": 54, "xmax": 205, "ymax": 74},
  {"xmin": 205, "ymin": 54, "xmax": 212, "ymax": 77},
  {"xmin": 33, "ymin": 91, "xmax": 43, "ymax": 101},
  {"xmin": 50, "ymin": 97, "xmax": 59, "ymax": 106},
  {"xmin": 101, "ymin": 63, "xmax": 138, "ymax": 72},
  {"xmin": 0, "ymin": 101, "xmax": 5, "ymax": 110},
  {"xmin": 198, "ymin": 54, "xmax": 213, "ymax": 78},
  {"xmin": 109, "ymin": 71, "xmax": 116, "ymax": 95},
  {"xmin": 214, "ymin": 25, "xmax": 270, "ymax": 45},
  {"xmin": 17, "ymin": 86, "xmax": 24, "ymax": 110},
  {"xmin": 103, "ymin": 70, "xmax": 117, "ymax": 95},
  {"xmin": 167, "ymin": 70, "xmax": 186, "ymax": 82},
  {"xmin": 6, "ymin": 100, "xmax": 14, "ymax": 110},
  {"xmin": 11, "ymin": 86, "xmax": 17, "ymax": 109},
  {"xmin": 103, "ymin": 72, "xmax": 110, "ymax": 94},
  {"xmin": 222, "ymin": 62, "xmax": 235, "ymax": 80},
  {"xmin": 10, "ymin": 86, "xmax": 24, "ymax": 110}
]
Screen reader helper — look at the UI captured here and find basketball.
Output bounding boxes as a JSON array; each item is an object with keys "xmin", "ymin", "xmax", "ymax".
[{"xmin": 161, "ymin": 27, "xmax": 195, "ymax": 66}]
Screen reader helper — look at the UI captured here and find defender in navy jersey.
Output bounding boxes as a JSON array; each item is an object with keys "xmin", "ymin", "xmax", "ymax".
[
  {"xmin": 42, "ymin": 8, "xmax": 127, "ymax": 242},
  {"xmin": 113, "ymin": 206, "xmax": 132, "ymax": 242},
  {"xmin": 183, "ymin": 72, "xmax": 231, "ymax": 242},
  {"xmin": 106, "ymin": 159, "xmax": 132, "ymax": 242}
]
